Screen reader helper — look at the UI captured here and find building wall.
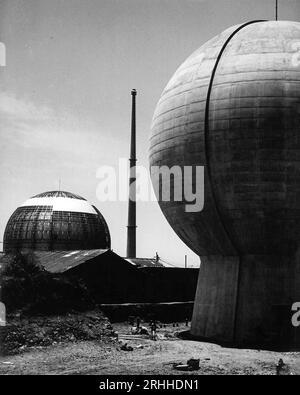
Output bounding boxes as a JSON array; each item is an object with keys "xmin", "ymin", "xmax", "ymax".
[
  {"xmin": 64, "ymin": 252, "xmax": 198, "ymax": 304},
  {"xmin": 138, "ymin": 267, "xmax": 198, "ymax": 303}
]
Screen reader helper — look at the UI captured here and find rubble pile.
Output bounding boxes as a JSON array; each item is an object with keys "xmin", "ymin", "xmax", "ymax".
[{"xmin": 0, "ymin": 310, "xmax": 116, "ymax": 356}]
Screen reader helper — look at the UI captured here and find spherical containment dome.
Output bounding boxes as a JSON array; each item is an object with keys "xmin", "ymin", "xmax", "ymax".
[
  {"xmin": 150, "ymin": 21, "xmax": 300, "ymax": 257},
  {"xmin": 3, "ymin": 191, "xmax": 111, "ymax": 252}
]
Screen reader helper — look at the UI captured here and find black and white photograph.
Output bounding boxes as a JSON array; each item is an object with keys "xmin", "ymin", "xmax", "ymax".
[{"xmin": 0, "ymin": 0, "xmax": 300, "ymax": 379}]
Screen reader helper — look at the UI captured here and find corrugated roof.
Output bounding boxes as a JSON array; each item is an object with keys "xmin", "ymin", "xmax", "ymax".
[
  {"xmin": 33, "ymin": 249, "xmax": 109, "ymax": 273},
  {"xmin": 124, "ymin": 257, "xmax": 165, "ymax": 268}
]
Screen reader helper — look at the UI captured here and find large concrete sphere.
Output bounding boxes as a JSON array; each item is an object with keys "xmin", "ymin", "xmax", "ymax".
[
  {"xmin": 150, "ymin": 21, "xmax": 300, "ymax": 348},
  {"xmin": 150, "ymin": 20, "xmax": 300, "ymax": 257}
]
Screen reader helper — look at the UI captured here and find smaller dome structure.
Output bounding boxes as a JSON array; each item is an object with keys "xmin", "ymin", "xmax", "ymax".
[{"xmin": 4, "ymin": 191, "xmax": 111, "ymax": 252}]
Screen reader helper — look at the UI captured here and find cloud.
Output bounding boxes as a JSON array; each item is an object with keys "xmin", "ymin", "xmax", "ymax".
[
  {"xmin": 0, "ymin": 92, "xmax": 52, "ymax": 122},
  {"xmin": 0, "ymin": 92, "xmax": 120, "ymax": 166},
  {"xmin": 0, "ymin": 92, "xmax": 88, "ymax": 161}
]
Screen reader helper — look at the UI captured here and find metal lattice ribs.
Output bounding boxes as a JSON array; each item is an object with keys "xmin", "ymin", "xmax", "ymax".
[{"xmin": 4, "ymin": 191, "xmax": 111, "ymax": 252}]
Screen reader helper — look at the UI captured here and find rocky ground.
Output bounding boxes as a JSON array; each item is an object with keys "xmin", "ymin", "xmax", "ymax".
[
  {"xmin": 0, "ymin": 309, "xmax": 115, "ymax": 355},
  {"xmin": 1, "ymin": 320, "xmax": 300, "ymax": 375}
]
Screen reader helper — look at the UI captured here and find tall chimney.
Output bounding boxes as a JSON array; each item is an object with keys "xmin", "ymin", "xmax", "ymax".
[{"xmin": 126, "ymin": 89, "xmax": 137, "ymax": 258}]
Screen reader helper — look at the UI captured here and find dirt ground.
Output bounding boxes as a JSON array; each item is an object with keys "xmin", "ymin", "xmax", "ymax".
[{"xmin": 0, "ymin": 322, "xmax": 299, "ymax": 375}]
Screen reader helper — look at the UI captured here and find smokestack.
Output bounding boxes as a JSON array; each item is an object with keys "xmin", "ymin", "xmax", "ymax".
[{"xmin": 126, "ymin": 89, "xmax": 137, "ymax": 258}]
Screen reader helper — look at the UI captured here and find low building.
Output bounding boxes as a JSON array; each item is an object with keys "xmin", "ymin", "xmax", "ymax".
[{"xmin": 33, "ymin": 249, "xmax": 198, "ymax": 304}]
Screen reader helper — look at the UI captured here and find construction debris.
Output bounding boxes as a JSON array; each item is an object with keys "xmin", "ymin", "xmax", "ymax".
[
  {"xmin": 131, "ymin": 325, "xmax": 149, "ymax": 335},
  {"xmin": 120, "ymin": 343, "xmax": 134, "ymax": 352},
  {"xmin": 1, "ymin": 309, "xmax": 115, "ymax": 356},
  {"xmin": 173, "ymin": 358, "xmax": 200, "ymax": 371},
  {"xmin": 276, "ymin": 359, "xmax": 293, "ymax": 375}
]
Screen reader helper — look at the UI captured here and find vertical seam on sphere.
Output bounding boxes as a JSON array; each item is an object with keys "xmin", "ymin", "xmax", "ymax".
[{"xmin": 204, "ymin": 20, "xmax": 267, "ymax": 256}]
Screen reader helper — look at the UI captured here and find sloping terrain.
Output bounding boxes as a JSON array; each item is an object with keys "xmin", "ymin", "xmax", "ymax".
[
  {"xmin": 1, "ymin": 322, "xmax": 300, "ymax": 375},
  {"xmin": 0, "ymin": 309, "xmax": 115, "ymax": 356}
]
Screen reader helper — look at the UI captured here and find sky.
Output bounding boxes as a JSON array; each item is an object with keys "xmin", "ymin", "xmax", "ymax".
[{"xmin": 0, "ymin": 0, "xmax": 299, "ymax": 266}]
